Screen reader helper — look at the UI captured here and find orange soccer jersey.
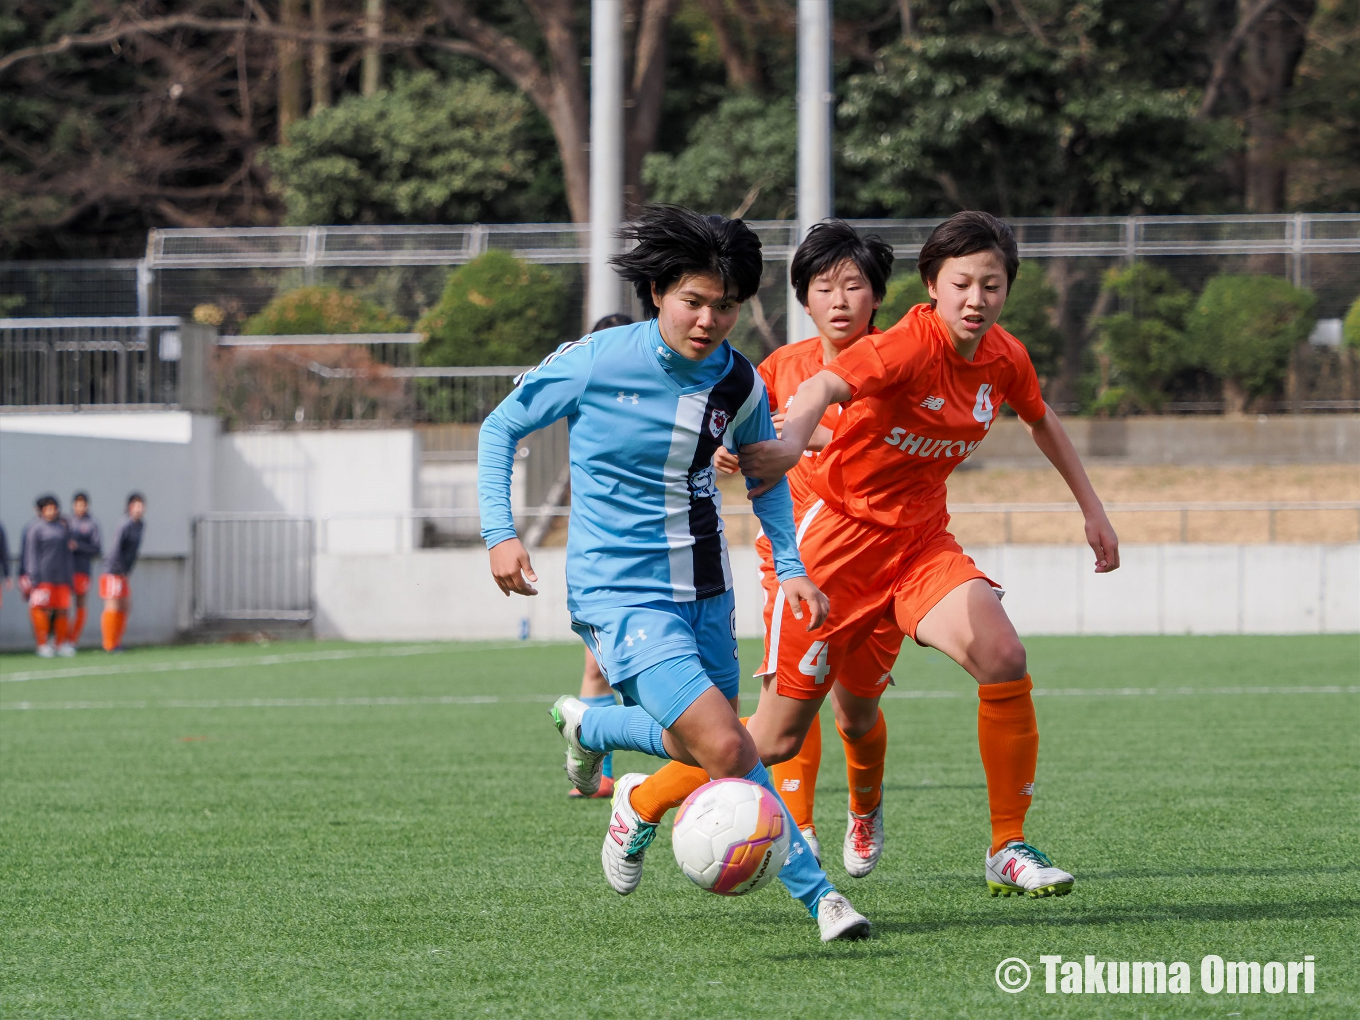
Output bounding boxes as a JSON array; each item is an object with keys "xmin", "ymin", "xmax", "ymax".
[
  {"xmin": 765, "ymin": 305, "xmax": 1048, "ymax": 699},
  {"xmin": 754, "ymin": 332, "xmax": 902, "ymax": 689},
  {"xmin": 812, "ymin": 304, "xmax": 1047, "ymax": 532}
]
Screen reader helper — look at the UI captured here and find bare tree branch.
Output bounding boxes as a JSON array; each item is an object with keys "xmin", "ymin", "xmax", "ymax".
[{"xmin": 1197, "ymin": 0, "xmax": 1278, "ymax": 119}]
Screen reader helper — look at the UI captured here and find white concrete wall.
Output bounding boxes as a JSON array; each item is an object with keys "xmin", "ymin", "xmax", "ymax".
[
  {"xmin": 215, "ymin": 429, "xmax": 419, "ymax": 552},
  {"xmin": 0, "ymin": 412, "xmax": 217, "ymax": 557},
  {"xmin": 312, "ymin": 543, "xmax": 1360, "ymax": 642}
]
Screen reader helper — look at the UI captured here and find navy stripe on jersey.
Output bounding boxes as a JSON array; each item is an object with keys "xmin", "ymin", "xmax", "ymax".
[{"xmin": 686, "ymin": 356, "xmax": 755, "ymax": 599}]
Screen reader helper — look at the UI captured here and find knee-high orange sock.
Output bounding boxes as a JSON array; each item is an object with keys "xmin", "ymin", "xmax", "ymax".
[
  {"xmin": 630, "ymin": 760, "xmax": 708, "ymax": 823},
  {"xmin": 839, "ymin": 710, "xmax": 887, "ymax": 816},
  {"xmin": 770, "ymin": 712, "xmax": 822, "ymax": 832},
  {"xmin": 101, "ymin": 610, "xmax": 119, "ymax": 652},
  {"xmin": 30, "ymin": 608, "xmax": 51, "ymax": 646},
  {"xmin": 72, "ymin": 606, "xmax": 87, "ymax": 643},
  {"xmin": 114, "ymin": 610, "xmax": 129, "ymax": 648},
  {"xmin": 53, "ymin": 613, "xmax": 70, "ymax": 645},
  {"xmin": 978, "ymin": 674, "xmax": 1038, "ymax": 856}
]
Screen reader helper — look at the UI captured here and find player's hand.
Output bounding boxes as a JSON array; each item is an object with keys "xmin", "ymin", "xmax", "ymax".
[
  {"xmin": 1086, "ymin": 509, "xmax": 1120, "ymax": 573},
  {"xmin": 781, "ymin": 576, "xmax": 829, "ymax": 631},
  {"xmin": 489, "ymin": 538, "xmax": 539, "ymax": 596},
  {"xmin": 771, "ymin": 411, "xmax": 785, "ymax": 438},
  {"xmin": 712, "ymin": 447, "xmax": 740, "ymax": 474},
  {"xmin": 738, "ymin": 440, "xmax": 800, "ymax": 497}
]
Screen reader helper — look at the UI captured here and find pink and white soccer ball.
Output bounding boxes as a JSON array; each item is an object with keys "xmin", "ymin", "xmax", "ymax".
[{"xmin": 671, "ymin": 778, "xmax": 790, "ymax": 895}]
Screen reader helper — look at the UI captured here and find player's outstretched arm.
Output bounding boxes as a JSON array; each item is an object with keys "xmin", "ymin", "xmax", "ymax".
[
  {"xmin": 740, "ymin": 371, "xmax": 851, "ymax": 494},
  {"xmin": 1026, "ymin": 404, "xmax": 1120, "ymax": 573}
]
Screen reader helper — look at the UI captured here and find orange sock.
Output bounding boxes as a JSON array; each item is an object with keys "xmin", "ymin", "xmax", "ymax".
[
  {"xmin": 770, "ymin": 712, "xmax": 822, "ymax": 831},
  {"xmin": 53, "ymin": 613, "xmax": 70, "ymax": 645},
  {"xmin": 630, "ymin": 760, "xmax": 708, "ymax": 823},
  {"xmin": 114, "ymin": 610, "xmax": 129, "ymax": 648},
  {"xmin": 978, "ymin": 674, "xmax": 1038, "ymax": 855},
  {"xmin": 30, "ymin": 608, "xmax": 50, "ymax": 646},
  {"xmin": 101, "ymin": 610, "xmax": 119, "ymax": 652},
  {"xmin": 72, "ymin": 606, "xmax": 87, "ymax": 643},
  {"xmin": 839, "ymin": 709, "xmax": 887, "ymax": 816}
]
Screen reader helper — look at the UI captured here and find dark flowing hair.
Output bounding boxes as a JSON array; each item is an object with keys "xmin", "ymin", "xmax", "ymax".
[
  {"xmin": 790, "ymin": 220, "xmax": 895, "ymax": 308},
  {"xmin": 611, "ymin": 206, "xmax": 764, "ymax": 317},
  {"xmin": 916, "ymin": 211, "xmax": 1019, "ymax": 291}
]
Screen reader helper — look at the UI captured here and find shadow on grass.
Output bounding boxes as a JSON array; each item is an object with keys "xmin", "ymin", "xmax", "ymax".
[{"xmin": 867, "ymin": 897, "xmax": 1360, "ymax": 936}]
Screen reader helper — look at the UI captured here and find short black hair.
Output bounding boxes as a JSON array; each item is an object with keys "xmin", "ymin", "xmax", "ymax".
[
  {"xmin": 73, "ymin": 491, "xmax": 90, "ymax": 503},
  {"xmin": 127, "ymin": 492, "xmax": 145, "ymax": 507},
  {"xmin": 917, "ymin": 211, "xmax": 1020, "ymax": 290},
  {"xmin": 37, "ymin": 495, "xmax": 58, "ymax": 510},
  {"xmin": 790, "ymin": 220, "xmax": 896, "ymax": 306},
  {"xmin": 611, "ymin": 206, "xmax": 764, "ymax": 317},
  {"xmin": 590, "ymin": 313, "xmax": 634, "ymax": 332}
]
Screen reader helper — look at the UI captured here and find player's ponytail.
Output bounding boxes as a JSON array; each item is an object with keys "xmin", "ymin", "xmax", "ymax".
[{"xmin": 611, "ymin": 206, "xmax": 764, "ymax": 317}]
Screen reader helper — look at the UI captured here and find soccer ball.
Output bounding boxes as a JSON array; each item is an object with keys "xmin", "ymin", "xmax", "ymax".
[{"xmin": 671, "ymin": 778, "xmax": 790, "ymax": 895}]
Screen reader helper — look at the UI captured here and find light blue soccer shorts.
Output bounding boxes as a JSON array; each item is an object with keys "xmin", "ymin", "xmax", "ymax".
[{"xmin": 570, "ymin": 589, "xmax": 741, "ymax": 728}]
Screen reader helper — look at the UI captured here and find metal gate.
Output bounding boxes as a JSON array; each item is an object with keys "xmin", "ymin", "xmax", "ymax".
[{"xmin": 192, "ymin": 515, "xmax": 314, "ymax": 622}]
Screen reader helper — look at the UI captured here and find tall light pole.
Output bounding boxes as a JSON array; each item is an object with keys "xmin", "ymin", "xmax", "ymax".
[
  {"xmin": 788, "ymin": 0, "xmax": 833, "ymax": 344},
  {"xmin": 588, "ymin": 0, "xmax": 625, "ymax": 328}
]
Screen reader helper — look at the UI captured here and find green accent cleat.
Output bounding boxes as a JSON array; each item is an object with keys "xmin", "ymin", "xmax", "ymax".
[{"xmin": 985, "ymin": 841, "xmax": 1074, "ymax": 898}]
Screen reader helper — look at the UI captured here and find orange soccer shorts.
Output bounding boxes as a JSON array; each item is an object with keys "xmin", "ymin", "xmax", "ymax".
[
  {"xmin": 759, "ymin": 500, "xmax": 992, "ymax": 700},
  {"xmin": 755, "ymin": 531, "xmax": 903, "ymax": 698},
  {"xmin": 99, "ymin": 574, "xmax": 129, "ymax": 600},
  {"xmin": 29, "ymin": 582, "xmax": 73, "ymax": 611},
  {"xmin": 72, "ymin": 572, "xmax": 91, "ymax": 596}
]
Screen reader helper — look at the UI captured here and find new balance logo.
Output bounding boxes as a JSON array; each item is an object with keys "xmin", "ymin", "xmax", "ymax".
[
  {"xmin": 780, "ymin": 779, "xmax": 801, "ymax": 792},
  {"xmin": 1001, "ymin": 858, "xmax": 1027, "ymax": 882},
  {"xmin": 616, "ymin": 391, "xmax": 639, "ymax": 404},
  {"xmin": 921, "ymin": 395, "xmax": 945, "ymax": 410},
  {"xmin": 1020, "ymin": 782, "xmax": 1035, "ymax": 796},
  {"xmin": 608, "ymin": 814, "xmax": 629, "ymax": 846}
]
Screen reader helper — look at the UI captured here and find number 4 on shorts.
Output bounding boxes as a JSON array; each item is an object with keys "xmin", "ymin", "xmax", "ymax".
[{"xmin": 799, "ymin": 640, "xmax": 830, "ymax": 684}]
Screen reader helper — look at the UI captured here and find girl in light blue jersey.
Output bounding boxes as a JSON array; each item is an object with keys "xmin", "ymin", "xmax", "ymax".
[{"xmin": 477, "ymin": 207, "xmax": 870, "ymax": 941}]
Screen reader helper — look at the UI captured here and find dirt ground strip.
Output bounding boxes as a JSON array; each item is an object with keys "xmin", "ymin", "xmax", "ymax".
[{"xmin": 712, "ymin": 464, "xmax": 1360, "ymax": 545}]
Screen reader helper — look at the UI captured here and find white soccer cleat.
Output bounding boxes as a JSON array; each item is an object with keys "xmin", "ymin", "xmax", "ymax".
[
  {"xmin": 600, "ymin": 772, "xmax": 658, "ymax": 895},
  {"xmin": 36, "ymin": 642, "xmax": 56, "ymax": 659},
  {"xmin": 56, "ymin": 643, "xmax": 77, "ymax": 658},
  {"xmin": 550, "ymin": 695, "xmax": 606, "ymax": 796},
  {"xmin": 817, "ymin": 891, "xmax": 871, "ymax": 941},
  {"xmin": 843, "ymin": 799, "xmax": 884, "ymax": 878},
  {"xmin": 800, "ymin": 826, "xmax": 822, "ymax": 866},
  {"xmin": 986, "ymin": 840, "xmax": 1074, "ymax": 898}
]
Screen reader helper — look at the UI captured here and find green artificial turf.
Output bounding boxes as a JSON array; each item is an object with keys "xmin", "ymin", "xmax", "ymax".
[{"xmin": 1, "ymin": 635, "xmax": 1357, "ymax": 1018}]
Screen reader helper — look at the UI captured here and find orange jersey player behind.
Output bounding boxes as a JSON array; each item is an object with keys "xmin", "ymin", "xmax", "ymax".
[
  {"xmin": 623, "ymin": 220, "xmax": 902, "ymax": 873},
  {"xmin": 741, "ymin": 211, "xmax": 1121, "ymax": 898}
]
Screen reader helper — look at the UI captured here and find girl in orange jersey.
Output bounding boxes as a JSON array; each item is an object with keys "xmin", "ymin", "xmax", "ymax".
[
  {"xmin": 741, "ymin": 211, "xmax": 1120, "ymax": 897},
  {"xmin": 623, "ymin": 221, "xmax": 902, "ymax": 869}
]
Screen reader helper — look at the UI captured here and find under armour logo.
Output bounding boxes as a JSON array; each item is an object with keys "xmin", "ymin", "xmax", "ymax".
[
  {"xmin": 616, "ymin": 391, "xmax": 639, "ymax": 404},
  {"xmin": 921, "ymin": 395, "xmax": 945, "ymax": 411},
  {"xmin": 622, "ymin": 627, "xmax": 648, "ymax": 648},
  {"xmin": 656, "ymin": 345, "xmax": 672, "ymax": 359}
]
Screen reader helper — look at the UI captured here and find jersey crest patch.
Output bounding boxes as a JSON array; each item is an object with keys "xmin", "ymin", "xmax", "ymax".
[{"xmin": 708, "ymin": 408, "xmax": 730, "ymax": 438}]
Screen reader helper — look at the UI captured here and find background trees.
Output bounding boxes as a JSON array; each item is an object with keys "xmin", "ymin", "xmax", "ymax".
[{"xmin": 1, "ymin": 0, "xmax": 1355, "ymax": 259}]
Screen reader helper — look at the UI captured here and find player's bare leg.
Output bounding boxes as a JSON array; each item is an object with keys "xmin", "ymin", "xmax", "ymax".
[
  {"xmin": 829, "ymin": 684, "xmax": 887, "ymax": 877},
  {"xmin": 914, "ymin": 578, "xmax": 1073, "ymax": 896}
]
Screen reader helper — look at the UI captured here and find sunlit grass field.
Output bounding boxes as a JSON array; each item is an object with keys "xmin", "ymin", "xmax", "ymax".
[{"xmin": 1, "ymin": 635, "xmax": 1356, "ymax": 1018}]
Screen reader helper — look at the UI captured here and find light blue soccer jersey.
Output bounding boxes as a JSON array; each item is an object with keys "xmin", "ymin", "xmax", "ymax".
[{"xmin": 478, "ymin": 319, "xmax": 805, "ymax": 613}]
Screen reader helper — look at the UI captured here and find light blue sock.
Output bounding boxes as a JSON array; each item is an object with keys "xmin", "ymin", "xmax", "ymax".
[
  {"xmin": 578, "ymin": 705, "xmax": 669, "ymax": 759},
  {"xmin": 580, "ymin": 694, "xmax": 618, "ymax": 778},
  {"xmin": 743, "ymin": 762, "xmax": 835, "ymax": 917}
]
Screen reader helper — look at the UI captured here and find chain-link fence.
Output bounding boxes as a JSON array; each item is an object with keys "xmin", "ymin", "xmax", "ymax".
[{"xmin": 3, "ymin": 216, "xmax": 1358, "ymax": 413}]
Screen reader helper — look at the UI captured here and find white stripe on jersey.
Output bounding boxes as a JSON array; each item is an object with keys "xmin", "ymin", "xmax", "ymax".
[
  {"xmin": 661, "ymin": 389, "xmax": 713, "ymax": 601},
  {"xmin": 758, "ymin": 498, "xmax": 824, "ymax": 677}
]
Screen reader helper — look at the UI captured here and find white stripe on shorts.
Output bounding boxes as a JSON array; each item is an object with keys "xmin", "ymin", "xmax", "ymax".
[{"xmin": 755, "ymin": 498, "xmax": 825, "ymax": 678}]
